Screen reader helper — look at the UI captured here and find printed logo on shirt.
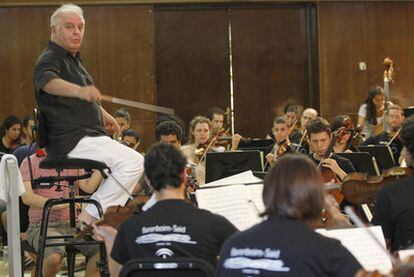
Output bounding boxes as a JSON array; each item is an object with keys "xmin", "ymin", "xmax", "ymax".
[
  {"xmin": 223, "ymin": 247, "xmax": 290, "ymax": 273},
  {"xmin": 135, "ymin": 224, "xmax": 197, "ymax": 245},
  {"xmin": 155, "ymin": 248, "xmax": 174, "ymax": 258}
]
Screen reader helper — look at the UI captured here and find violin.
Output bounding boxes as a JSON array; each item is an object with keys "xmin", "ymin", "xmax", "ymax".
[
  {"xmin": 341, "ymin": 167, "xmax": 413, "ymax": 205},
  {"xmin": 318, "ymin": 127, "xmax": 346, "ymax": 204}
]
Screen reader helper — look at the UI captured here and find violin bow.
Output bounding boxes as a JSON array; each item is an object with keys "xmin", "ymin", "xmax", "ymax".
[
  {"xmin": 387, "ymin": 127, "xmax": 401, "ymax": 146},
  {"xmin": 102, "ymin": 95, "xmax": 175, "ymax": 115}
]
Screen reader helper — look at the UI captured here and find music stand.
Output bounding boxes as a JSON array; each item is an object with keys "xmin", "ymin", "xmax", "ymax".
[
  {"xmin": 336, "ymin": 152, "xmax": 380, "ymax": 176},
  {"xmin": 205, "ymin": 151, "xmax": 263, "ymax": 183},
  {"xmin": 237, "ymin": 139, "xmax": 274, "ymax": 153},
  {"xmin": 356, "ymin": 145, "xmax": 395, "ymax": 171},
  {"xmin": 403, "ymin": 108, "xmax": 414, "ymax": 118}
]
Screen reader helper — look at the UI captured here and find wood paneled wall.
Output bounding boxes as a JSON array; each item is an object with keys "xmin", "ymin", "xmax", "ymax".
[
  {"xmin": 318, "ymin": 1, "xmax": 414, "ymax": 121},
  {"xmin": 2, "ymin": 1, "xmax": 414, "ymax": 151}
]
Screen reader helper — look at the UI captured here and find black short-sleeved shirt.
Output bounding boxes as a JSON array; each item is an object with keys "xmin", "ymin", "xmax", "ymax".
[
  {"xmin": 33, "ymin": 41, "xmax": 106, "ymax": 158},
  {"xmin": 309, "ymin": 153, "xmax": 356, "ymax": 175},
  {"xmin": 111, "ymin": 199, "xmax": 238, "ymax": 266},
  {"xmin": 363, "ymin": 131, "xmax": 403, "ymax": 165},
  {"xmin": 217, "ymin": 217, "xmax": 361, "ymax": 277},
  {"xmin": 372, "ymin": 175, "xmax": 414, "ymax": 250},
  {"xmin": 0, "ymin": 139, "xmax": 12, "ymax": 154}
]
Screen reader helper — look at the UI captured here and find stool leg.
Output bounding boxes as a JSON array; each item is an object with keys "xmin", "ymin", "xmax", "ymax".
[{"xmin": 35, "ymin": 199, "xmax": 54, "ymax": 277}]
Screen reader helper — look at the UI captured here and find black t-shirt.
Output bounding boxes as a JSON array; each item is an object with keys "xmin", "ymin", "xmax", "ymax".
[
  {"xmin": 0, "ymin": 139, "xmax": 12, "ymax": 154},
  {"xmin": 363, "ymin": 131, "xmax": 403, "ymax": 165},
  {"xmin": 217, "ymin": 216, "xmax": 361, "ymax": 276},
  {"xmin": 111, "ymin": 199, "xmax": 238, "ymax": 266},
  {"xmin": 308, "ymin": 153, "xmax": 356, "ymax": 175},
  {"xmin": 372, "ymin": 175, "xmax": 414, "ymax": 250},
  {"xmin": 33, "ymin": 41, "xmax": 106, "ymax": 158}
]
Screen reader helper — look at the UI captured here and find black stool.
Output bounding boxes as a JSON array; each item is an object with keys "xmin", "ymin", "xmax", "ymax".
[{"xmin": 34, "ymin": 158, "xmax": 110, "ymax": 277}]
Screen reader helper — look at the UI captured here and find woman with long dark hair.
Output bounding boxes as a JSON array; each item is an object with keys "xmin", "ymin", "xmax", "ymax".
[{"xmin": 358, "ymin": 86, "xmax": 389, "ymax": 138}]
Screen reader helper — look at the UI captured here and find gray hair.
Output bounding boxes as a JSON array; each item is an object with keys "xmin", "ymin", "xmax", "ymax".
[{"xmin": 50, "ymin": 4, "xmax": 84, "ymax": 28}]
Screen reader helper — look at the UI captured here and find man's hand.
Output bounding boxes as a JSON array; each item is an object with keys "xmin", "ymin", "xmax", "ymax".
[
  {"xmin": 321, "ymin": 158, "xmax": 347, "ymax": 180},
  {"xmin": 78, "ymin": 86, "xmax": 102, "ymax": 102},
  {"xmin": 92, "ymin": 223, "xmax": 118, "ymax": 242}
]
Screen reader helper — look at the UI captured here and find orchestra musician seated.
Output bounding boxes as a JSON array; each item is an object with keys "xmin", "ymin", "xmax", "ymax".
[
  {"xmin": 181, "ymin": 116, "xmax": 211, "ymax": 185},
  {"xmin": 330, "ymin": 114, "xmax": 359, "ymax": 153},
  {"xmin": 289, "ymin": 107, "xmax": 319, "ymax": 154},
  {"xmin": 372, "ymin": 115, "xmax": 414, "ymax": 251},
  {"xmin": 217, "ymin": 154, "xmax": 361, "ymax": 276},
  {"xmin": 362, "ymin": 104, "xmax": 405, "ymax": 165},
  {"xmin": 20, "ymin": 149, "xmax": 102, "ymax": 277},
  {"xmin": 265, "ymin": 117, "xmax": 296, "ymax": 168},
  {"xmin": 92, "ymin": 143, "xmax": 238, "ymax": 276},
  {"xmin": 206, "ymin": 106, "xmax": 242, "ymax": 151}
]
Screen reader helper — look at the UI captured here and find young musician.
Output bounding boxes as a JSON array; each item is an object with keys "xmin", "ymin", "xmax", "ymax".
[
  {"xmin": 93, "ymin": 144, "xmax": 237, "ymax": 276},
  {"xmin": 181, "ymin": 116, "xmax": 211, "ymax": 185},
  {"xmin": 307, "ymin": 118, "xmax": 355, "ymax": 181},
  {"xmin": 0, "ymin": 115, "xmax": 21, "ymax": 153},
  {"xmin": 372, "ymin": 115, "xmax": 414, "ymax": 251},
  {"xmin": 21, "ymin": 149, "xmax": 101, "ymax": 276},
  {"xmin": 358, "ymin": 86, "xmax": 391, "ymax": 138},
  {"xmin": 265, "ymin": 117, "xmax": 295, "ymax": 167},
  {"xmin": 331, "ymin": 114, "xmax": 358, "ymax": 153},
  {"xmin": 362, "ymin": 104, "xmax": 404, "ymax": 165},
  {"xmin": 33, "ymin": 4, "xmax": 144, "ymax": 225},
  {"xmin": 217, "ymin": 154, "xmax": 361, "ymax": 276}
]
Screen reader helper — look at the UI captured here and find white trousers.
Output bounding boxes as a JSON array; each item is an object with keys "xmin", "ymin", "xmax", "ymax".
[{"xmin": 68, "ymin": 136, "xmax": 144, "ymax": 219}]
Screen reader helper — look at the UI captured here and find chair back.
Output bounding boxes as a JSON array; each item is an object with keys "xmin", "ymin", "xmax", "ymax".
[
  {"xmin": 120, "ymin": 257, "xmax": 216, "ymax": 277},
  {"xmin": 33, "ymin": 108, "xmax": 48, "ymax": 149}
]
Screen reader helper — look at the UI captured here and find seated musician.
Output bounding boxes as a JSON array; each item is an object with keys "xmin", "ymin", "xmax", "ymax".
[
  {"xmin": 362, "ymin": 104, "xmax": 404, "ymax": 165},
  {"xmin": 156, "ymin": 120, "xmax": 183, "ymax": 148},
  {"xmin": 181, "ymin": 116, "xmax": 211, "ymax": 185},
  {"xmin": 265, "ymin": 117, "xmax": 296, "ymax": 167},
  {"xmin": 206, "ymin": 106, "xmax": 241, "ymax": 151},
  {"xmin": 113, "ymin": 108, "xmax": 131, "ymax": 140},
  {"xmin": 120, "ymin": 129, "xmax": 140, "ymax": 150},
  {"xmin": 20, "ymin": 149, "xmax": 102, "ymax": 277},
  {"xmin": 331, "ymin": 114, "xmax": 358, "ymax": 153},
  {"xmin": 217, "ymin": 154, "xmax": 361, "ymax": 276},
  {"xmin": 372, "ymin": 115, "xmax": 414, "ymax": 251},
  {"xmin": 289, "ymin": 107, "xmax": 319, "ymax": 154},
  {"xmin": 307, "ymin": 118, "xmax": 355, "ymax": 181},
  {"xmin": 92, "ymin": 143, "xmax": 238, "ymax": 276}
]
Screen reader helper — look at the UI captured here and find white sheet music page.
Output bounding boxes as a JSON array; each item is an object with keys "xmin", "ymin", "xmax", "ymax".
[
  {"xmin": 203, "ymin": 170, "xmax": 262, "ymax": 188},
  {"xmin": 316, "ymin": 226, "xmax": 392, "ymax": 274},
  {"xmin": 196, "ymin": 184, "xmax": 261, "ymax": 231},
  {"xmin": 246, "ymin": 184, "xmax": 265, "ymax": 214}
]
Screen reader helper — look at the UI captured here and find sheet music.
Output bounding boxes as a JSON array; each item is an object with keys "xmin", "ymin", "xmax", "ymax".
[
  {"xmin": 398, "ymin": 249, "xmax": 414, "ymax": 261},
  {"xmin": 196, "ymin": 184, "xmax": 261, "ymax": 231},
  {"xmin": 203, "ymin": 170, "xmax": 263, "ymax": 188},
  {"xmin": 316, "ymin": 226, "xmax": 392, "ymax": 274},
  {"xmin": 246, "ymin": 184, "xmax": 265, "ymax": 214}
]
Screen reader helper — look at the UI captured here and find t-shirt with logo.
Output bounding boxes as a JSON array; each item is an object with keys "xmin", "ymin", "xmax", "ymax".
[
  {"xmin": 111, "ymin": 199, "xmax": 238, "ymax": 266},
  {"xmin": 217, "ymin": 216, "xmax": 361, "ymax": 276}
]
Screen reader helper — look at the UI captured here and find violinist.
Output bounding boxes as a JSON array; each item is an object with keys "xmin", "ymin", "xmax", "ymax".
[
  {"xmin": 362, "ymin": 104, "xmax": 404, "ymax": 165},
  {"xmin": 307, "ymin": 118, "xmax": 355, "ymax": 181},
  {"xmin": 181, "ymin": 116, "xmax": 211, "ymax": 185},
  {"xmin": 206, "ymin": 106, "xmax": 242, "ymax": 151},
  {"xmin": 93, "ymin": 144, "xmax": 237, "ymax": 276},
  {"xmin": 331, "ymin": 114, "xmax": 359, "ymax": 153},
  {"xmin": 289, "ymin": 107, "xmax": 319, "ymax": 154},
  {"xmin": 372, "ymin": 115, "xmax": 414, "ymax": 251},
  {"xmin": 265, "ymin": 117, "xmax": 296, "ymax": 168}
]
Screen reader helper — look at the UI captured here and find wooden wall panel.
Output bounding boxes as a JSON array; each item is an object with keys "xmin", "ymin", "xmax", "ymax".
[
  {"xmin": 0, "ymin": 5, "xmax": 156, "ymax": 151},
  {"xmin": 319, "ymin": 2, "xmax": 414, "ymax": 121},
  {"xmin": 155, "ymin": 8, "xmax": 230, "ymax": 140},
  {"xmin": 231, "ymin": 5, "xmax": 317, "ymax": 138}
]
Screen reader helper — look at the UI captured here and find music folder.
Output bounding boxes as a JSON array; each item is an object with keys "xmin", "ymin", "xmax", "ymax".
[
  {"xmin": 356, "ymin": 145, "xmax": 395, "ymax": 171},
  {"xmin": 336, "ymin": 152, "xmax": 380, "ymax": 176}
]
